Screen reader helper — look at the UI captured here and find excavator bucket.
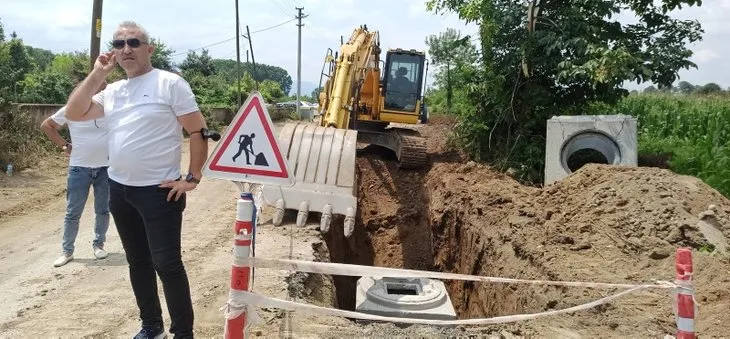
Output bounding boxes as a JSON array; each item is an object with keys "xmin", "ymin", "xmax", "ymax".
[{"xmin": 260, "ymin": 122, "xmax": 358, "ymax": 237}]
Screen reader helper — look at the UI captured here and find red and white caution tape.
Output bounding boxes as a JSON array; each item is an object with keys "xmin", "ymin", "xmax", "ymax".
[
  {"xmin": 226, "ymin": 256, "xmax": 684, "ymax": 326},
  {"xmin": 234, "ymin": 286, "xmax": 648, "ymax": 326},
  {"xmin": 235, "ymin": 256, "xmax": 680, "ymax": 291}
]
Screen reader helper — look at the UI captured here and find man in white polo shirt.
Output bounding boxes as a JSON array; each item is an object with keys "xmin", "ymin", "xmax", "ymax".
[
  {"xmin": 40, "ymin": 88, "xmax": 110, "ymax": 268},
  {"xmin": 64, "ymin": 21, "xmax": 208, "ymax": 339}
]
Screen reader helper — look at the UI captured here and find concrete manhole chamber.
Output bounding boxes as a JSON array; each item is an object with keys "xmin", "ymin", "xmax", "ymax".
[
  {"xmin": 544, "ymin": 115, "xmax": 637, "ymax": 185},
  {"xmin": 355, "ymin": 276, "xmax": 457, "ymax": 322}
]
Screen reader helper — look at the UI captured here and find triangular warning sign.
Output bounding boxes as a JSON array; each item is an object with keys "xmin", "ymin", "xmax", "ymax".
[{"xmin": 203, "ymin": 91, "xmax": 293, "ymax": 186}]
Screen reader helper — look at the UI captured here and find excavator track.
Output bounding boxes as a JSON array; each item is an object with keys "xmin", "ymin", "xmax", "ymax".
[
  {"xmin": 356, "ymin": 127, "xmax": 428, "ymax": 170},
  {"xmin": 395, "ymin": 132, "xmax": 428, "ymax": 169}
]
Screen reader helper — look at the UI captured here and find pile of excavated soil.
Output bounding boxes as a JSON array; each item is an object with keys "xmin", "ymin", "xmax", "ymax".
[
  {"xmin": 329, "ymin": 115, "xmax": 730, "ymax": 337},
  {"xmin": 428, "ymin": 161, "xmax": 730, "ymax": 337}
]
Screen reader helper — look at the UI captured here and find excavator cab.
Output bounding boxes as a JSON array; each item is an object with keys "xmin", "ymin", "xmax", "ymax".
[{"xmin": 381, "ymin": 49, "xmax": 426, "ymax": 120}]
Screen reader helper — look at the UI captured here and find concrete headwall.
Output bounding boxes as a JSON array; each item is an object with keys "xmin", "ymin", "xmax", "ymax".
[
  {"xmin": 209, "ymin": 107, "xmax": 234, "ymax": 125},
  {"xmin": 266, "ymin": 105, "xmax": 317, "ymax": 120},
  {"xmin": 13, "ymin": 103, "xmax": 65, "ymax": 125},
  {"xmin": 205, "ymin": 106, "xmax": 291, "ymax": 126},
  {"xmin": 9, "ymin": 103, "xmax": 304, "ymax": 127}
]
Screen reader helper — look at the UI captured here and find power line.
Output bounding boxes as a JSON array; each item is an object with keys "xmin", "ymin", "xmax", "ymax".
[
  {"xmin": 270, "ymin": 0, "xmax": 296, "ymax": 18},
  {"xmin": 302, "ymin": 18, "xmax": 332, "ymax": 41},
  {"xmin": 249, "ymin": 18, "xmax": 296, "ymax": 34},
  {"xmin": 279, "ymin": 0, "xmax": 298, "ymax": 8},
  {"xmin": 170, "ymin": 18, "xmax": 296, "ymax": 57},
  {"xmin": 171, "ymin": 37, "xmax": 236, "ymax": 57}
]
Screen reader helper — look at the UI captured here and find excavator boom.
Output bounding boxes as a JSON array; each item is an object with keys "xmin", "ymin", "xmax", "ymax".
[{"xmin": 321, "ymin": 27, "xmax": 380, "ymax": 129}]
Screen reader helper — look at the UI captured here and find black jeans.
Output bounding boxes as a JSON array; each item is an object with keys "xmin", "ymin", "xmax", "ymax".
[{"xmin": 109, "ymin": 179, "xmax": 193, "ymax": 337}]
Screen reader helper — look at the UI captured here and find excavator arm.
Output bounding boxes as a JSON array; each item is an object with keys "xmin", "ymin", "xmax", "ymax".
[{"xmin": 320, "ymin": 25, "xmax": 381, "ymax": 129}]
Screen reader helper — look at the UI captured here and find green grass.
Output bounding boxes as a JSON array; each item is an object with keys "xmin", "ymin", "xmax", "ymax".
[{"xmin": 591, "ymin": 93, "xmax": 730, "ymax": 197}]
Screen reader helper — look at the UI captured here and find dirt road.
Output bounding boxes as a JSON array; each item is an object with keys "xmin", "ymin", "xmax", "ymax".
[
  {"xmin": 0, "ymin": 120, "xmax": 463, "ymax": 338},
  {"xmin": 0, "ymin": 119, "xmax": 339, "ymax": 337}
]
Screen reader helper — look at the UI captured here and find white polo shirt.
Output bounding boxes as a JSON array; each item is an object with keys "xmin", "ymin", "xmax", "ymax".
[
  {"xmin": 92, "ymin": 68, "xmax": 200, "ymax": 186},
  {"xmin": 51, "ymin": 106, "xmax": 109, "ymax": 168}
]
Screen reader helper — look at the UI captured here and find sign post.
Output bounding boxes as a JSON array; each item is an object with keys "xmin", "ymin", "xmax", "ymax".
[{"xmin": 206, "ymin": 91, "xmax": 294, "ymax": 338}]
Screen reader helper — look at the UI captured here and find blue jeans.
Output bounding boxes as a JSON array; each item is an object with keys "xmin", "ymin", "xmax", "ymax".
[
  {"xmin": 63, "ymin": 166, "xmax": 110, "ymax": 254},
  {"xmin": 108, "ymin": 178, "xmax": 193, "ymax": 337}
]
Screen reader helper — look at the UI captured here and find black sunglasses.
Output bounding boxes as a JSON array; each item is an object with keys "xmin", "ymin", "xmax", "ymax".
[{"xmin": 112, "ymin": 38, "xmax": 147, "ymax": 49}]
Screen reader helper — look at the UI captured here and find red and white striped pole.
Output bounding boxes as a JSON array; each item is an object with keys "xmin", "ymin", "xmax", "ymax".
[
  {"xmin": 224, "ymin": 193, "xmax": 255, "ymax": 339},
  {"xmin": 675, "ymin": 247, "xmax": 695, "ymax": 339}
]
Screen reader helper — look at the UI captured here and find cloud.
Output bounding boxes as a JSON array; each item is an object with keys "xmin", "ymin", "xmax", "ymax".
[
  {"xmin": 1, "ymin": 0, "xmax": 727, "ymax": 91},
  {"xmin": 692, "ymin": 49, "xmax": 720, "ymax": 64}
]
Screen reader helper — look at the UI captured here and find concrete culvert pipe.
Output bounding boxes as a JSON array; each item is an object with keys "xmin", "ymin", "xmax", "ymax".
[{"xmin": 560, "ymin": 131, "xmax": 622, "ymax": 173}]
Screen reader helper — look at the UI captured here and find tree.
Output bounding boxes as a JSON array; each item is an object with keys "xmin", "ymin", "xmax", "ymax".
[
  {"xmin": 0, "ymin": 17, "xmax": 5, "ymax": 43},
  {"xmin": 0, "ymin": 42, "xmax": 13, "ymax": 108},
  {"xmin": 25, "ymin": 46, "xmax": 55, "ymax": 71},
  {"xmin": 425, "ymin": 28, "xmax": 477, "ymax": 113},
  {"xmin": 259, "ymin": 79, "xmax": 285, "ymax": 103},
  {"xmin": 211, "ymin": 59, "xmax": 294, "ymax": 94},
  {"xmin": 149, "ymin": 37, "xmax": 175, "ymax": 71},
  {"xmin": 658, "ymin": 84, "xmax": 674, "ymax": 93},
  {"xmin": 17, "ymin": 70, "xmax": 74, "ymax": 104},
  {"xmin": 50, "ymin": 52, "xmax": 90, "ymax": 84},
  {"xmin": 226, "ymin": 72, "xmax": 257, "ymax": 105},
  {"xmin": 678, "ymin": 81, "xmax": 695, "ymax": 94},
  {"xmin": 311, "ymin": 86, "xmax": 322, "ymax": 102},
  {"xmin": 5, "ymin": 36, "xmax": 33, "ymax": 100},
  {"xmin": 425, "ymin": 0, "xmax": 704, "ymax": 183},
  {"xmin": 180, "ymin": 49, "xmax": 216, "ymax": 77},
  {"xmin": 186, "ymin": 72, "xmax": 231, "ymax": 106},
  {"xmin": 696, "ymin": 82, "xmax": 722, "ymax": 95}
]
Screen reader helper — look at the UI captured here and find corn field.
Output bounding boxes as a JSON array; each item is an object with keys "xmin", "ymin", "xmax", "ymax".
[{"xmin": 593, "ymin": 94, "xmax": 730, "ymax": 197}]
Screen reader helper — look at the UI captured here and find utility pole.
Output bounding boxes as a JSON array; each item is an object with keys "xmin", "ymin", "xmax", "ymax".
[
  {"xmin": 245, "ymin": 25, "xmax": 259, "ymax": 90},
  {"xmin": 235, "ymin": 0, "xmax": 242, "ymax": 108},
  {"xmin": 89, "ymin": 0, "xmax": 103, "ymax": 69},
  {"xmin": 295, "ymin": 7, "xmax": 308, "ymax": 119}
]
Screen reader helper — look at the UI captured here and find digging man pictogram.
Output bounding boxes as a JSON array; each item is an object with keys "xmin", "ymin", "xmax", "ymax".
[{"xmin": 232, "ymin": 133, "xmax": 269, "ymax": 166}]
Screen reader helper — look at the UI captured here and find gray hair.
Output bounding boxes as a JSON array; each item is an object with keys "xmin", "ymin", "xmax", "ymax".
[{"xmin": 114, "ymin": 21, "xmax": 150, "ymax": 42}]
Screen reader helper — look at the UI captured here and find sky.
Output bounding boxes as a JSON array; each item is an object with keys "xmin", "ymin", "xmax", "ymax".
[{"xmin": 0, "ymin": 0, "xmax": 728, "ymax": 95}]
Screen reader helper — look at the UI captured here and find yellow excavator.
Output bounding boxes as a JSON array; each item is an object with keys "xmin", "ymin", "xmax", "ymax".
[
  {"xmin": 316, "ymin": 25, "xmax": 429, "ymax": 168},
  {"xmin": 260, "ymin": 25, "xmax": 428, "ymax": 237}
]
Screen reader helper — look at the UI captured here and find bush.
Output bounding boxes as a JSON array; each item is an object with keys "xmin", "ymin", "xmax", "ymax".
[{"xmin": 0, "ymin": 107, "xmax": 58, "ymax": 170}]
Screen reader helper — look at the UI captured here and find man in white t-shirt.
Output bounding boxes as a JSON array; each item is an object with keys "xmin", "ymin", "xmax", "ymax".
[
  {"xmin": 40, "ymin": 97, "xmax": 110, "ymax": 268},
  {"xmin": 64, "ymin": 21, "xmax": 208, "ymax": 339}
]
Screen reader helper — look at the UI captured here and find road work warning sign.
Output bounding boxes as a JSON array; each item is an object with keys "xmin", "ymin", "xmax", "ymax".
[{"xmin": 203, "ymin": 91, "xmax": 293, "ymax": 186}]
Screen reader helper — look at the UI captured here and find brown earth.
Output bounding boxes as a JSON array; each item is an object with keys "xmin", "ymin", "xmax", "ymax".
[
  {"xmin": 2, "ymin": 115, "xmax": 729, "ymax": 338},
  {"xmin": 336, "ymin": 115, "xmax": 730, "ymax": 337},
  {"xmin": 0, "ymin": 154, "xmax": 68, "ymax": 219}
]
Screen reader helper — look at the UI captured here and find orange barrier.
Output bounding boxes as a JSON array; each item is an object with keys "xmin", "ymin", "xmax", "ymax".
[
  {"xmin": 224, "ymin": 193, "xmax": 255, "ymax": 339},
  {"xmin": 675, "ymin": 248, "xmax": 695, "ymax": 339}
]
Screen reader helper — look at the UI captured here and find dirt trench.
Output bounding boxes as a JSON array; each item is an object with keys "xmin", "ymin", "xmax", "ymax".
[{"xmin": 320, "ymin": 116, "xmax": 730, "ymax": 337}]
